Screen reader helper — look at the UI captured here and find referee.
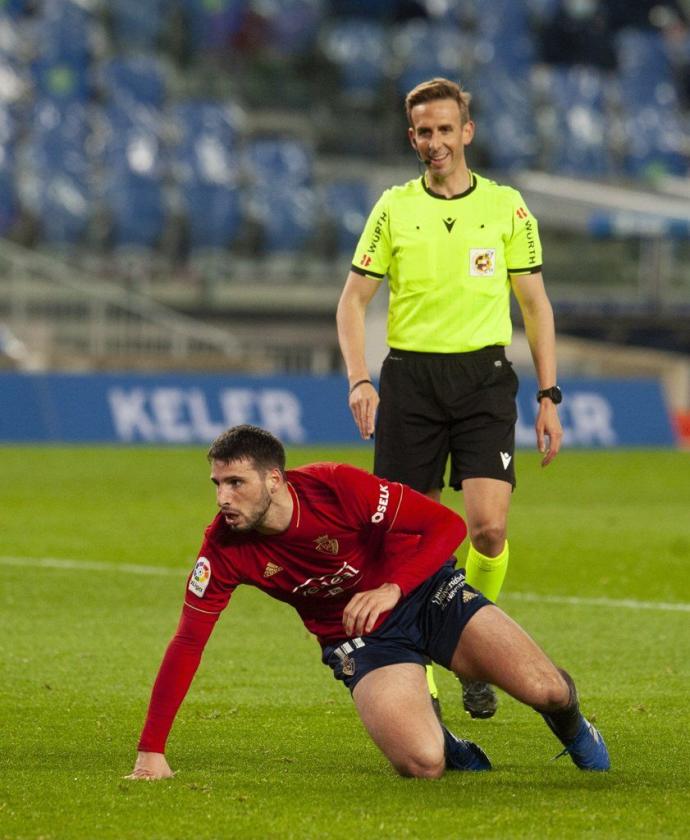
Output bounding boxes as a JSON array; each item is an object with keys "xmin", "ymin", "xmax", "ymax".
[{"xmin": 336, "ymin": 77, "xmax": 563, "ymax": 720}]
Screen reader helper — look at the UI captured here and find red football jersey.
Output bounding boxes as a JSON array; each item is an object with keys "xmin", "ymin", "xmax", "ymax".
[
  {"xmin": 137, "ymin": 462, "xmax": 467, "ymax": 753},
  {"xmin": 185, "ymin": 462, "xmax": 465, "ymax": 645}
]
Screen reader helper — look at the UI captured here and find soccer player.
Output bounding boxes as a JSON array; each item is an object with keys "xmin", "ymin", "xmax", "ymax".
[
  {"xmin": 336, "ymin": 77, "xmax": 564, "ymax": 719},
  {"xmin": 126, "ymin": 425, "xmax": 608, "ymax": 781}
]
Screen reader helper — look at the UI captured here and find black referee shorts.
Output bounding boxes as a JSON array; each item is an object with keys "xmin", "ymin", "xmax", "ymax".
[{"xmin": 374, "ymin": 346, "xmax": 519, "ymax": 493}]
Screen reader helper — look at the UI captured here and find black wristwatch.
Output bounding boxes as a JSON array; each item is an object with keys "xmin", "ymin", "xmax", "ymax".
[{"xmin": 536, "ymin": 385, "xmax": 562, "ymax": 405}]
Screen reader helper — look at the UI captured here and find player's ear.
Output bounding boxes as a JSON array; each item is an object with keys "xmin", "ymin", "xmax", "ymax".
[{"xmin": 268, "ymin": 468, "xmax": 283, "ymax": 492}]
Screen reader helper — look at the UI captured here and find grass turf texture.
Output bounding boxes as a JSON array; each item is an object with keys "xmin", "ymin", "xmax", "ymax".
[{"xmin": 1, "ymin": 446, "xmax": 688, "ymax": 840}]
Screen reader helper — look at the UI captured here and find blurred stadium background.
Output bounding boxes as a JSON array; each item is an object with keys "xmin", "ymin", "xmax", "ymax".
[{"xmin": 0, "ymin": 0, "xmax": 689, "ymax": 446}]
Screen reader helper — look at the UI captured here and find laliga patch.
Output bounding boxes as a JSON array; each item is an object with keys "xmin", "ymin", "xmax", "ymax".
[
  {"xmin": 469, "ymin": 248, "xmax": 496, "ymax": 277},
  {"xmin": 188, "ymin": 556, "xmax": 211, "ymax": 597}
]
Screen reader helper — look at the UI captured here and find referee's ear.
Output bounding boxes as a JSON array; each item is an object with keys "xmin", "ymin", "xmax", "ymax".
[{"xmin": 462, "ymin": 120, "xmax": 475, "ymax": 147}]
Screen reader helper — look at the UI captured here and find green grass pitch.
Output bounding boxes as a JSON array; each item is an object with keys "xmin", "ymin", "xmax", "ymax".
[{"xmin": 1, "ymin": 446, "xmax": 689, "ymax": 840}]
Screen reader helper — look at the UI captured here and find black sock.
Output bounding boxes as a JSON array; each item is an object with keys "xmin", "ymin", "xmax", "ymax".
[{"xmin": 537, "ymin": 668, "xmax": 583, "ymax": 746}]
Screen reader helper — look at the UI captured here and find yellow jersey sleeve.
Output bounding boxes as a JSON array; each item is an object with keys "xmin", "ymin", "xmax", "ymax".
[{"xmin": 351, "ymin": 191, "xmax": 390, "ymax": 278}]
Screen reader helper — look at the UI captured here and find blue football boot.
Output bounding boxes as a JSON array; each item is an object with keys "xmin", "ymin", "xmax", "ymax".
[
  {"xmin": 551, "ymin": 715, "xmax": 610, "ymax": 771},
  {"xmin": 442, "ymin": 726, "xmax": 492, "ymax": 771}
]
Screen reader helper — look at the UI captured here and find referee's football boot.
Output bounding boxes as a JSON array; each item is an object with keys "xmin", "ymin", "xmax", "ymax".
[
  {"xmin": 442, "ymin": 726, "xmax": 492, "ymax": 771},
  {"xmin": 460, "ymin": 678, "xmax": 498, "ymax": 719},
  {"xmin": 546, "ymin": 715, "xmax": 610, "ymax": 771}
]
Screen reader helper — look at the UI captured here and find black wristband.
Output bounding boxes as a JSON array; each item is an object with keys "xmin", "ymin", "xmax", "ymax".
[{"xmin": 349, "ymin": 378, "xmax": 373, "ymax": 395}]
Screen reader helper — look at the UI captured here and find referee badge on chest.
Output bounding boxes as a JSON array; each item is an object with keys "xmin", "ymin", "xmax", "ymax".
[{"xmin": 469, "ymin": 248, "xmax": 496, "ymax": 277}]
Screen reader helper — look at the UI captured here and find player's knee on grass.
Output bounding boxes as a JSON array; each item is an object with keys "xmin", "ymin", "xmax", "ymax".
[{"xmin": 391, "ymin": 743, "xmax": 446, "ymax": 779}]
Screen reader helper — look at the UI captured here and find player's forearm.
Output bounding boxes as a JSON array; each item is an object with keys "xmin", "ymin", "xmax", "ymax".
[{"xmin": 138, "ymin": 607, "xmax": 218, "ymax": 752}]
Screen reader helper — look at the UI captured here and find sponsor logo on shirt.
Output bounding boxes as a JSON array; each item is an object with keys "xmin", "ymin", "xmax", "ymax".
[
  {"xmin": 371, "ymin": 483, "xmax": 390, "ymax": 523},
  {"xmin": 525, "ymin": 218, "xmax": 537, "ymax": 265},
  {"xmin": 469, "ymin": 248, "xmax": 496, "ymax": 277},
  {"xmin": 292, "ymin": 561, "xmax": 361, "ymax": 598},
  {"xmin": 314, "ymin": 535, "xmax": 339, "ymax": 555},
  {"xmin": 188, "ymin": 556, "xmax": 211, "ymax": 597},
  {"xmin": 366, "ymin": 209, "xmax": 387, "ymax": 255}
]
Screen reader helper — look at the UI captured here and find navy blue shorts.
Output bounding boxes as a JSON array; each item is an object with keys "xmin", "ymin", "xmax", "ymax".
[{"xmin": 322, "ymin": 561, "xmax": 491, "ymax": 692}]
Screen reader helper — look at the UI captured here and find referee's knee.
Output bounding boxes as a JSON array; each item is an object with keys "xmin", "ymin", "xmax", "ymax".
[{"xmin": 469, "ymin": 523, "xmax": 506, "ymax": 556}]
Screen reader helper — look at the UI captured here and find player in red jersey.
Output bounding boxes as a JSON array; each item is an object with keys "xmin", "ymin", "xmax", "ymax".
[{"xmin": 127, "ymin": 425, "xmax": 609, "ymax": 780}]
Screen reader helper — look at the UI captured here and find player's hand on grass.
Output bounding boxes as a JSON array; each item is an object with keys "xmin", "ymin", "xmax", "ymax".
[
  {"xmin": 348, "ymin": 380, "xmax": 379, "ymax": 440},
  {"xmin": 343, "ymin": 582, "xmax": 402, "ymax": 636},
  {"xmin": 125, "ymin": 751, "xmax": 174, "ymax": 781},
  {"xmin": 536, "ymin": 400, "xmax": 563, "ymax": 467}
]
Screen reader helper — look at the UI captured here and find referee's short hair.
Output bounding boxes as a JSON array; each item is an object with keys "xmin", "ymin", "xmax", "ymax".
[{"xmin": 405, "ymin": 77, "xmax": 472, "ymax": 126}]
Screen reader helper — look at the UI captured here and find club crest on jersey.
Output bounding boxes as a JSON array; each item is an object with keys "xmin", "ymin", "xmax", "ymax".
[
  {"xmin": 188, "ymin": 556, "xmax": 211, "ymax": 597},
  {"xmin": 314, "ymin": 535, "xmax": 339, "ymax": 555},
  {"xmin": 469, "ymin": 248, "xmax": 496, "ymax": 277}
]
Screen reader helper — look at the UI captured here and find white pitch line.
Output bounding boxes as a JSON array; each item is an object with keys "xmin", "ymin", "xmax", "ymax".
[{"xmin": 3, "ymin": 555, "xmax": 690, "ymax": 613}]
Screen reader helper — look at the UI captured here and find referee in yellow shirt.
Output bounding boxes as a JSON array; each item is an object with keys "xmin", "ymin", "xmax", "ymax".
[{"xmin": 337, "ymin": 77, "xmax": 563, "ymax": 720}]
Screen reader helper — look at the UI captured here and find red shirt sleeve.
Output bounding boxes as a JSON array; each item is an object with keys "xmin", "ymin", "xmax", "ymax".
[
  {"xmin": 382, "ymin": 485, "xmax": 467, "ymax": 595},
  {"xmin": 137, "ymin": 604, "xmax": 220, "ymax": 753}
]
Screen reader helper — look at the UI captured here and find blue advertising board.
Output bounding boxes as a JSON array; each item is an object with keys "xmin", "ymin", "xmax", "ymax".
[{"xmin": 0, "ymin": 372, "xmax": 677, "ymax": 447}]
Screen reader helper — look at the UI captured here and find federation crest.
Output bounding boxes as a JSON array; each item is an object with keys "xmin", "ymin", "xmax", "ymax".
[
  {"xmin": 314, "ymin": 535, "xmax": 339, "ymax": 555},
  {"xmin": 469, "ymin": 248, "xmax": 496, "ymax": 277},
  {"xmin": 188, "ymin": 556, "xmax": 211, "ymax": 597}
]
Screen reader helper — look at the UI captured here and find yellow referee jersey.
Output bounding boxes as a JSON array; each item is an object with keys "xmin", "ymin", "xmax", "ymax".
[{"xmin": 351, "ymin": 172, "xmax": 543, "ymax": 353}]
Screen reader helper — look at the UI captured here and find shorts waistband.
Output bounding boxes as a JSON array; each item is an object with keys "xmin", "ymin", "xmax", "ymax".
[{"xmin": 387, "ymin": 345, "xmax": 507, "ymax": 361}]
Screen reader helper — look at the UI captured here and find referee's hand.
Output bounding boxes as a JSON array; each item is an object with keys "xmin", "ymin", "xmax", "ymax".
[
  {"xmin": 536, "ymin": 400, "xmax": 563, "ymax": 467},
  {"xmin": 348, "ymin": 380, "xmax": 379, "ymax": 440}
]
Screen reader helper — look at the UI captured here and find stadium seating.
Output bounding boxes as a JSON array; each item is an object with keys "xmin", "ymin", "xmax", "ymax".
[
  {"xmin": 100, "ymin": 104, "xmax": 167, "ymax": 249},
  {"xmin": 320, "ymin": 178, "xmax": 371, "ymax": 256},
  {"xmin": 179, "ymin": 0, "xmax": 248, "ymax": 52},
  {"xmin": 22, "ymin": 100, "xmax": 92, "ymax": 244},
  {"xmin": 172, "ymin": 100, "xmax": 244, "ymax": 251},
  {"xmin": 107, "ymin": 0, "xmax": 167, "ymax": 50},
  {"xmin": 258, "ymin": 0, "xmax": 323, "ymax": 57},
  {"xmin": 539, "ymin": 65, "xmax": 614, "ymax": 177},
  {"xmin": 0, "ymin": 103, "xmax": 17, "ymax": 234},
  {"xmin": 101, "ymin": 55, "xmax": 167, "ymax": 109},
  {"xmin": 394, "ymin": 20, "xmax": 468, "ymax": 98},
  {"xmin": 320, "ymin": 17, "xmax": 388, "ymax": 104}
]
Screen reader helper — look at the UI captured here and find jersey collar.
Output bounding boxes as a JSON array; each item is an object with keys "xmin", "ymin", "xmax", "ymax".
[{"xmin": 422, "ymin": 171, "xmax": 476, "ymax": 200}]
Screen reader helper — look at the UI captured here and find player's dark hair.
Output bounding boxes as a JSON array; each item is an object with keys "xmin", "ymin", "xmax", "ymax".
[
  {"xmin": 405, "ymin": 77, "xmax": 472, "ymax": 126},
  {"xmin": 207, "ymin": 425, "xmax": 286, "ymax": 474}
]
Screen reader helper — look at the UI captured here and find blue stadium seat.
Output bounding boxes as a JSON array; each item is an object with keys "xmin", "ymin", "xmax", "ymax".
[
  {"xmin": 0, "ymin": 0, "xmax": 31, "ymax": 19},
  {"xmin": 469, "ymin": 48, "xmax": 538, "ymax": 171},
  {"xmin": 34, "ymin": 0, "xmax": 93, "ymax": 64},
  {"xmin": 541, "ymin": 65, "xmax": 614, "ymax": 177},
  {"xmin": 246, "ymin": 136, "xmax": 313, "ymax": 188},
  {"xmin": 0, "ymin": 104, "xmax": 18, "ymax": 234},
  {"xmin": 248, "ymin": 183, "xmax": 317, "ymax": 253},
  {"xmin": 325, "ymin": 0, "xmax": 392, "ymax": 19},
  {"xmin": 180, "ymin": 0, "xmax": 248, "ymax": 52},
  {"xmin": 101, "ymin": 55, "xmax": 166, "ymax": 108},
  {"xmin": 321, "ymin": 179, "xmax": 371, "ymax": 255},
  {"xmin": 615, "ymin": 28, "xmax": 688, "ymax": 175},
  {"xmin": 23, "ymin": 100, "xmax": 92, "ymax": 244},
  {"xmin": 321, "ymin": 18, "xmax": 388, "ymax": 103},
  {"xmin": 172, "ymin": 101, "xmax": 244, "ymax": 250},
  {"xmin": 259, "ymin": 0, "xmax": 323, "ymax": 57},
  {"xmin": 101, "ymin": 104, "xmax": 167, "ymax": 248},
  {"xmin": 31, "ymin": 57, "xmax": 90, "ymax": 103},
  {"xmin": 394, "ymin": 20, "xmax": 467, "ymax": 97},
  {"xmin": 108, "ymin": 0, "xmax": 167, "ymax": 50}
]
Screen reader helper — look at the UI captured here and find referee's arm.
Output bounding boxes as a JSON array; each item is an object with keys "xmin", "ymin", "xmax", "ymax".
[
  {"xmin": 337, "ymin": 270, "xmax": 381, "ymax": 439},
  {"xmin": 511, "ymin": 271, "xmax": 563, "ymax": 466}
]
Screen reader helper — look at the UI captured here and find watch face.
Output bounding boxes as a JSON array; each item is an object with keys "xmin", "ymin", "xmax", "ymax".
[{"xmin": 538, "ymin": 386, "xmax": 562, "ymax": 404}]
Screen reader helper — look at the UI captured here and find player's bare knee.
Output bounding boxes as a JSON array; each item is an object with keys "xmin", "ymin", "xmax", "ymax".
[
  {"xmin": 392, "ymin": 747, "xmax": 445, "ymax": 780},
  {"xmin": 532, "ymin": 669, "xmax": 571, "ymax": 711}
]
